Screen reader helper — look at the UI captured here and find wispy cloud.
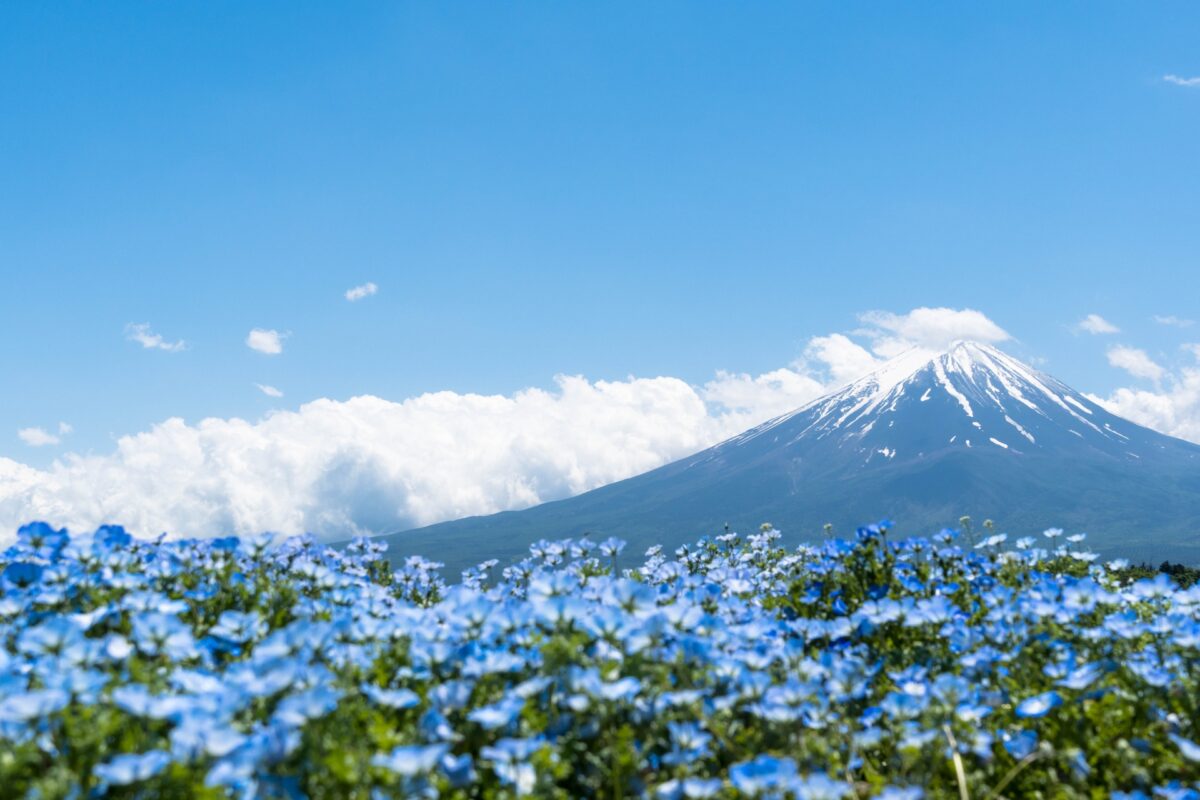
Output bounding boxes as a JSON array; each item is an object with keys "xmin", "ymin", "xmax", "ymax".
[
  {"xmin": 1107, "ymin": 345, "xmax": 1165, "ymax": 382},
  {"xmin": 1164, "ymin": 74, "xmax": 1200, "ymax": 87},
  {"xmin": 125, "ymin": 323, "xmax": 186, "ymax": 352},
  {"xmin": 17, "ymin": 422, "xmax": 71, "ymax": 447},
  {"xmin": 1074, "ymin": 313, "xmax": 1119, "ymax": 335},
  {"xmin": 256, "ymin": 383, "xmax": 284, "ymax": 398},
  {"xmin": 1154, "ymin": 314, "xmax": 1194, "ymax": 328},
  {"xmin": 345, "ymin": 282, "xmax": 378, "ymax": 302},
  {"xmin": 246, "ymin": 329, "xmax": 286, "ymax": 355}
]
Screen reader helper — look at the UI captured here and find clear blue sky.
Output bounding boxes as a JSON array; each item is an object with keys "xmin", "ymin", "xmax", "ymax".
[{"xmin": 3, "ymin": 2, "xmax": 1199, "ymax": 464}]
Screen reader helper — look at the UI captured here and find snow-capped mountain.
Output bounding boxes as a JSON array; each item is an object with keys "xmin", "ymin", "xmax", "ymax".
[
  {"xmin": 381, "ymin": 342, "xmax": 1200, "ymax": 571},
  {"xmin": 712, "ymin": 341, "xmax": 1180, "ymax": 467}
]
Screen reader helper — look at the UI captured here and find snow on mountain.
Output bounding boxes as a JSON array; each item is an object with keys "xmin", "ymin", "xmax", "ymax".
[{"xmin": 715, "ymin": 341, "xmax": 1168, "ymax": 464}]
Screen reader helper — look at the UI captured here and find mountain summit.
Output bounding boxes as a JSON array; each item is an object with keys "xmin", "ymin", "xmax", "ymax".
[{"xmin": 381, "ymin": 342, "xmax": 1200, "ymax": 570}]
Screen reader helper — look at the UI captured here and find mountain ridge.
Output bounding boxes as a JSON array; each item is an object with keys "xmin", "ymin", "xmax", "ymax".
[{"xmin": 376, "ymin": 342, "xmax": 1200, "ymax": 571}]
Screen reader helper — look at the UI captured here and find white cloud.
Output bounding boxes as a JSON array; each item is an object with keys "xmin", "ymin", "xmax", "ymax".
[
  {"xmin": 804, "ymin": 334, "xmax": 885, "ymax": 383},
  {"xmin": 17, "ymin": 422, "xmax": 72, "ymax": 447},
  {"xmin": 126, "ymin": 323, "xmax": 186, "ymax": 352},
  {"xmin": 1075, "ymin": 314, "xmax": 1120, "ymax": 335},
  {"xmin": 345, "ymin": 282, "xmax": 379, "ymax": 302},
  {"xmin": 0, "ymin": 378, "xmax": 748, "ymax": 542},
  {"xmin": 17, "ymin": 427, "xmax": 60, "ymax": 447},
  {"xmin": 0, "ymin": 306, "xmax": 1013, "ymax": 544},
  {"xmin": 246, "ymin": 329, "xmax": 286, "ymax": 355},
  {"xmin": 256, "ymin": 384, "xmax": 284, "ymax": 398},
  {"xmin": 1154, "ymin": 315, "xmax": 1194, "ymax": 328},
  {"xmin": 1164, "ymin": 74, "xmax": 1200, "ymax": 87},
  {"xmin": 857, "ymin": 307, "xmax": 1010, "ymax": 353},
  {"xmin": 1106, "ymin": 345, "xmax": 1166, "ymax": 382},
  {"xmin": 1091, "ymin": 346, "xmax": 1200, "ymax": 443},
  {"xmin": 0, "ymin": 343, "xmax": 869, "ymax": 543}
]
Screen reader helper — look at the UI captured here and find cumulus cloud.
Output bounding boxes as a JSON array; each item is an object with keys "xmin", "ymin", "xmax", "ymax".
[
  {"xmin": 1164, "ymin": 74, "xmax": 1200, "ymax": 87},
  {"xmin": 857, "ymin": 307, "xmax": 1010, "ymax": 354},
  {"xmin": 0, "ymin": 378, "xmax": 750, "ymax": 542},
  {"xmin": 1154, "ymin": 315, "xmax": 1194, "ymax": 328},
  {"xmin": 126, "ymin": 323, "xmax": 186, "ymax": 352},
  {"xmin": 1075, "ymin": 314, "xmax": 1119, "ymax": 335},
  {"xmin": 1091, "ymin": 345, "xmax": 1200, "ymax": 443},
  {"xmin": 1106, "ymin": 345, "xmax": 1166, "ymax": 382},
  {"xmin": 0, "ymin": 306, "xmax": 1014, "ymax": 544},
  {"xmin": 256, "ymin": 384, "xmax": 284, "ymax": 398},
  {"xmin": 345, "ymin": 282, "xmax": 378, "ymax": 302},
  {"xmin": 246, "ymin": 329, "xmax": 286, "ymax": 355}
]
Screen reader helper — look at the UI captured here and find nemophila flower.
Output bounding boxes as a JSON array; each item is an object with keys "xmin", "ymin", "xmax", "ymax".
[
  {"xmin": 0, "ymin": 688, "xmax": 70, "ymax": 721},
  {"xmin": 599, "ymin": 536, "xmax": 626, "ymax": 558},
  {"xmin": 440, "ymin": 751, "xmax": 476, "ymax": 787},
  {"xmin": 272, "ymin": 685, "xmax": 341, "ymax": 727},
  {"xmin": 94, "ymin": 749, "xmax": 171, "ymax": 786},
  {"xmin": 2, "ymin": 561, "xmax": 43, "ymax": 588},
  {"xmin": 467, "ymin": 693, "xmax": 526, "ymax": 730},
  {"xmin": 729, "ymin": 754, "xmax": 798, "ymax": 794},
  {"xmin": 362, "ymin": 684, "xmax": 420, "ymax": 709},
  {"xmin": 208, "ymin": 610, "xmax": 265, "ymax": 644},
  {"xmin": 876, "ymin": 787, "xmax": 924, "ymax": 800},
  {"xmin": 976, "ymin": 533, "xmax": 1008, "ymax": 549},
  {"xmin": 1169, "ymin": 734, "xmax": 1200, "ymax": 762},
  {"xmin": 16, "ymin": 521, "xmax": 70, "ymax": 559},
  {"xmin": 1152, "ymin": 785, "xmax": 1200, "ymax": 800},
  {"xmin": 1003, "ymin": 729, "xmax": 1039, "ymax": 759},
  {"xmin": 663, "ymin": 721, "xmax": 712, "ymax": 765},
  {"xmin": 17, "ymin": 615, "xmax": 86, "ymax": 662},
  {"xmin": 372, "ymin": 743, "xmax": 449, "ymax": 776},
  {"xmin": 1056, "ymin": 661, "xmax": 1104, "ymax": 690},
  {"xmin": 656, "ymin": 777, "xmax": 723, "ymax": 798}
]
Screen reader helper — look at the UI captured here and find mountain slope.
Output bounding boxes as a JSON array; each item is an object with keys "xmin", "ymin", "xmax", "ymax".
[{"xmin": 377, "ymin": 342, "xmax": 1200, "ymax": 571}]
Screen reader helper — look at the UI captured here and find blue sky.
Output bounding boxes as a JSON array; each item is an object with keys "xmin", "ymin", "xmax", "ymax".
[{"xmin": 2, "ymin": 4, "xmax": 1199, "ymax": 538}]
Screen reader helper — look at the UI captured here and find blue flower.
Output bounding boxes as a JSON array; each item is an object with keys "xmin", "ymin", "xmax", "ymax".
[
  {"xmin": 1014, "ymin": 691, "xmax": 1061, "ymax": 718},
  {"xmin": 1169, "ymin": 734, "xmax": 1200, "ymax": 763},
  {"xmin": 94, "ymin": 750, "xmax": 171, "ymax": 786},
  {"xmin": 729, "ymin": 754, "xmax": 798, "ymax": 795},
  {"xmin": 362, "ymin": 685, "xmax": 421, "ymax": 710},
  {"xmin": 372, "ymin": 743, "xmax": 449, "ymax": 776},
  {"xmin": 2, "ymin": 561, "xmax": 43, "ymax": 588},
  {"xmin": 0, "ymin": 688, "xmax": 70, "ymax": 721}
]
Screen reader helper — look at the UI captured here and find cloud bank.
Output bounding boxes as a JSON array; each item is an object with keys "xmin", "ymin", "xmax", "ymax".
[{"xmin": 0, "ymin": 307, "xmax": 1080, "ymax": 544}]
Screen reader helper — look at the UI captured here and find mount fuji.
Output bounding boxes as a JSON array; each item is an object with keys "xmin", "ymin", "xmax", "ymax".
[{"xmin": 379, "ymin": 342, "xmax": 1200, "ymax": 571}]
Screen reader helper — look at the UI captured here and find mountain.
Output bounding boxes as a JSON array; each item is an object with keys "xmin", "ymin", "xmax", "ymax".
[{"xmin": 377, "ymin": 342, "xmax": 1200, "ymax": 571}]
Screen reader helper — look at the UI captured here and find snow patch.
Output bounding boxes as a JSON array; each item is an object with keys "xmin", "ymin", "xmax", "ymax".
[
  {"xmin": 1004, "ymin": 414, "xmax": 1036, "ymax": 444},
  {"xmin": 989, "ymin": 437, "xmax": 1009, "ymax": 449}
]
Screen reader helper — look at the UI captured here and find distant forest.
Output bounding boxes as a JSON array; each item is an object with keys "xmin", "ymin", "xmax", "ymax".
[{"xmin": 1113, "ymin": 561, "xmax": 1200, "ymax": 588}]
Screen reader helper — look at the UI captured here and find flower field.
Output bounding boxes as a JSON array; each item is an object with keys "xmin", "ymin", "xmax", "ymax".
[{"xmin": 2, "ymin": 521, "xmax": 1199, "ymax": 799}]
